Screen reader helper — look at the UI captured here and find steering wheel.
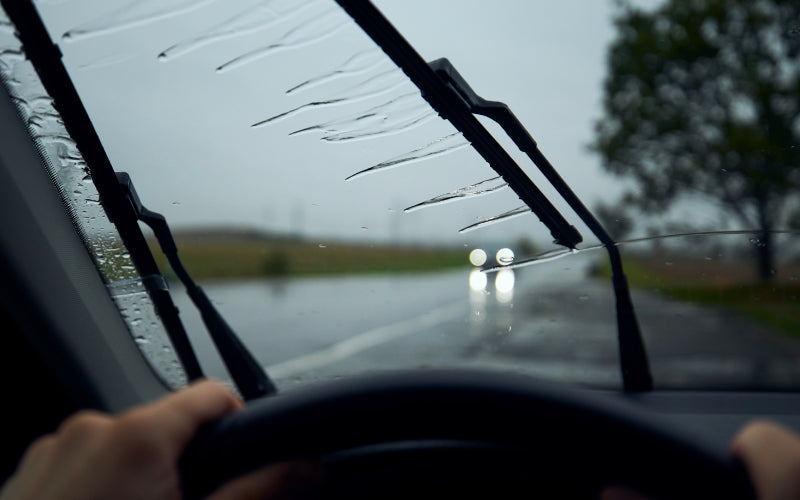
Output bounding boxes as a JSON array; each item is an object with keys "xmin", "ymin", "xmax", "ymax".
[{"xmin": 179, "ymin": 370, "xmax": 755, "ymax": 499}]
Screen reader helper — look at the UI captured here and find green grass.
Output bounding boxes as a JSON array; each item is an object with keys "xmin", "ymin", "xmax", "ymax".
[
  {"xmin": 151, "ymin": 238, "xmax": 468, "ymax": 281},
  {"xmin": 596, "ymin": 256, "xmax": 800, "ymax": 337}
]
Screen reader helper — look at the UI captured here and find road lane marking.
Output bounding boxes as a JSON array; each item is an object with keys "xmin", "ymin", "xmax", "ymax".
[{"xmin": 265, "ymin": 301, "xmax": 465, "ymax": 379}]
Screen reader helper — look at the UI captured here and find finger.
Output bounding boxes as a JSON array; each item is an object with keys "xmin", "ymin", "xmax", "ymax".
[
  {"xmin": 206, "ymin": 462, "xmax": 325, "ymax": 500},
  {"xmin": 731, "ymin": 420, "xmax": 800, "ymax": 500},
  {"xmin": 149, "ymin": 379, "xmax": 243, "ymax": 448},
  {"xmin": 16, "ymin": 434, "xmax": 57, "ymax": 469},
  {"xmin": 0, "ymin": 435, "xmax": 58, "ymax": 499}
]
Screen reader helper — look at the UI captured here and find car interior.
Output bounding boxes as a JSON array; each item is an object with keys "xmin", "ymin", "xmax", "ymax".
[{"xmin": 1, "ymin": 0, "xmax": 799, "ymax": 498}]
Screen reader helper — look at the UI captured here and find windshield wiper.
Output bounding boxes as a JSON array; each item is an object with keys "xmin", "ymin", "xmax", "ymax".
[
  {"xmin": 117, "ymin": 173, "xmax": 277, "ymax": 399},
  {"xmin": 3, "ymin": 0, "xmax": 276, "ymax": 399},
  {"xmin": 336, "ymin": 0, "xmax": 653, "ymax": 391}
]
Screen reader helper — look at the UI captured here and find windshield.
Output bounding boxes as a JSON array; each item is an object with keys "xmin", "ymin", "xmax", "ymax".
[{"xmin": 14, "ymin": 0, "xmax": 800, "ymax": 391}]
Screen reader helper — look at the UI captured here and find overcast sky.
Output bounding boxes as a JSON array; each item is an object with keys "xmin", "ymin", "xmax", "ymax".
[{"xmin": 36, "ymin": 0, "xmax": 622, "ymax": 250}]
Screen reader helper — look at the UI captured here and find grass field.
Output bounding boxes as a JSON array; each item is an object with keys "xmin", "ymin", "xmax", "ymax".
[
  {"xmin": 150, "ymin": 234, "xmax": 468, "ymax": 281},
  {"xmin": 598, "ymin": 255, "xmax": 800, "ymax": 337}
]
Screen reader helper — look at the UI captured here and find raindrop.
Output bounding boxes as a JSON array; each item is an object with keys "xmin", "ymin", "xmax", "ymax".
[
  {"xmin": 318, "ymin": 243, "xmax": 327, "ymax": 248},
  {"xmin": 665, "ymin": 261, "xmax": 673, "ymax": 266},
  {"xmin": 578, "ymin": 295, "xmax": 590, "ymax": 301}
]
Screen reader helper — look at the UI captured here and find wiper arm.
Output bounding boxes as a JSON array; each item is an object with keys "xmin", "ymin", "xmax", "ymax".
[
  {"xmin": 3, "ymin": 0, "xmax": 275, "ymax": 399},
  {"xmin": 335, "ymin": 2, "xmax": 580, "ymax": 249},
  {"xmin": 431, "ymin": 59, "xmax": 652, "ymax": 391},
  {"xmin": 117, "ymin": 174, "xmax": 276, "ymax": 400},
  {"xmin": 336, "ymin": 0, "xmax": 653, "ymax": 391},
  {"xmin": 1, "ymin": 0, "xmax": 204, "ymax": 384}
]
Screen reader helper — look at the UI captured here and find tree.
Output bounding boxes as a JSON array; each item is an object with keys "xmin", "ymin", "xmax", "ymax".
[{"xmin": 593, "ymin": 0, "xmax": 800, "ymax": 280}]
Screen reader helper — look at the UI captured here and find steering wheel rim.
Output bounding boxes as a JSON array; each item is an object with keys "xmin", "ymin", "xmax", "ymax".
[{"xmin": 179, "ymin": 369, "xmax": 755, "ymax": 499}]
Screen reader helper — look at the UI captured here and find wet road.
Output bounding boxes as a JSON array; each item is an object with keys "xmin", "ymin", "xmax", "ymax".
[{"xmin": 172, "ymin": 252, "xmax": 800, "ymax": 391}]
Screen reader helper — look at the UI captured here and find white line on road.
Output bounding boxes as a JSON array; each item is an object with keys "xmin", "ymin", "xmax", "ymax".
[{"xmin": 265, "ymin": 301, "xmax": 466, "ymax": 379}]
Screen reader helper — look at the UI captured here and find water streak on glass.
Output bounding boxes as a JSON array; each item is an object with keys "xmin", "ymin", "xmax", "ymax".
[
  {"xmin": 61, "ymin": 0, "xmax": 216, "ymax": 42},
  {"xmin": 483, "ymin": 229, "xmax": 800, "ymax": 273},
  {"xmin": 252, "ymin": 68, "xmax": 408, "ymax": 127},
  {"xmin": 346, "ymin": 132, "xmax": 469, "ymax": 181},
  {"xmin": 289, "ymin": 92, "xmax": 426, "ymax": 137},
  {"xmin": 0, "ymin": 6, "xmax": 186, "ymax": 389},
  {"xmin": 78, "ymin": 53, "xmax": 134, "ymax": 70},
  {"xmin": 459, "ymin": 206, "xmax": 531, "ymax": 234},
  {"xmin": 286, "ymin": 49, "xmax": 385, "ymax": 95},
  {"xmin": 404, "ymin": 176, "xmax": 509, "ymax": 213},
  {"xmin": 158, "ymin": 0, "xmax": 320, "ymax": 62},
  {"xmin": 215, "ymin": 7, "xmax": 350, "ymax": 73},
  {"xmin": 321, "ymin": 105, "xmax": 433, "ymax": 142},
  {"xmin": 483, "ymin": 247, "xmax": 579, "ymax": 273}
]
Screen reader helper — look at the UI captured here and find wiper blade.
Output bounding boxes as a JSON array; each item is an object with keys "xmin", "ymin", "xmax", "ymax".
[
  {"xmin": 1, "ymin": 0, "xmax": 204, "ymax": 385},
  {"xmin": 336, "ymin": 0, "xmax": 652, "ymax": 391},
  {"xmin": 334, "ymin": 1, "xmax": 581, "ymax": 249},
  {"xmin": 3, "ymin": 0, "xmax": 275, "ymax": 399},
  {"xmin": 117, "ymin": 173, "xmax": 276, "ymax": 400}
]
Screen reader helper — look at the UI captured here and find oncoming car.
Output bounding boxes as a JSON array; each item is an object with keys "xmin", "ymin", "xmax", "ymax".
[{"xmin": 1, "ymin": 0, "xmax": 799, "ymax": 498}]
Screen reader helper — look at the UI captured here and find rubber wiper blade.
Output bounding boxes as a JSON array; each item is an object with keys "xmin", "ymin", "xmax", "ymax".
[
  {"xmin": 117, "ymin": 173, "xmax": 277, "ymax": 400},
  {"xmin": 2, "ymin": 0, "xmax": 275, "ymax": 399},
  {"xmin": 1, "ymin": 0, "xmax": 205, "ymax": 384},
  {"xmin": 335, "ymin": 0, "xmax": 652, "ymax": 391},
  {"xmin": 334, "ymin": 1, "xmax": 580, "ymax": 249}
]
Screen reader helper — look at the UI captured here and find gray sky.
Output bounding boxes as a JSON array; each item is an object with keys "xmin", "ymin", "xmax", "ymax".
[{"xmin": 37, "ymin": 0, "xmax": 622, "ymax": 249}]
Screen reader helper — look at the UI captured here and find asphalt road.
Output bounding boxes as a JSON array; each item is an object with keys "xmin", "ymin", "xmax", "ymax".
[{"xmin": 172, "ymin": 252, "xmax": 800, "ymax": 391}]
